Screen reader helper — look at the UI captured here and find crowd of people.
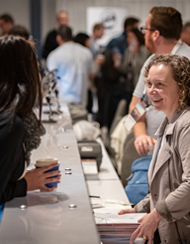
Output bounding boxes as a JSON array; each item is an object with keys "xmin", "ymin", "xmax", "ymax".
[{"xmin": 1, "ymin": 5, "xmax": 190, "ymax": 243}]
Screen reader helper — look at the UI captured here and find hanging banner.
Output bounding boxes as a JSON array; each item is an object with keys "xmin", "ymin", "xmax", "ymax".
[{"xmin": 87, "ymin": 7, "xmax": 128, "ymax": 47}]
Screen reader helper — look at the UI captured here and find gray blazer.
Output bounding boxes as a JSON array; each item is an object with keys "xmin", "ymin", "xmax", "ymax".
[{"xmin": 135, "ymin": 108, "xmax": 190, "ymax": 244}]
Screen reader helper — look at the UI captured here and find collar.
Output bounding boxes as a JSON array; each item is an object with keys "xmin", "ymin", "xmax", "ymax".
[
  {"xmin": 155, "ymin": 108, "xmax": 187, "ymax": 137},
  {"xmin": 170, "ymin": 39, "xmax": 182, "ymax": 54}
]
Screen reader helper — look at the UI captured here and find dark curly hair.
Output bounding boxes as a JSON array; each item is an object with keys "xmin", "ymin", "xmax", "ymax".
[{"xmin": 144, "ymin": 54, "xmax": 190, "ymax": 112}]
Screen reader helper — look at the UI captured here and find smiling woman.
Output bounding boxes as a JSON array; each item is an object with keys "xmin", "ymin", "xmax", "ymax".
[
  {"xmin": 145, "ymin": 63, "xmax": 180, "ymax": 122},
  {"xmin": 144, "ymin": 54, "xmax": 190, "ymax": 114},
  {"xmin": 119, "ymin": 54, "xmax": 190, "ymax": 244}
]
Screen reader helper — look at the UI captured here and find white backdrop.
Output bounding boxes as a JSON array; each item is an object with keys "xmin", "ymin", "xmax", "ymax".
[
  {"xmin": 87, "ymin": 7, "xmax": 128, "ymax": 46},
  {"xmin": 1, "ymin": 0, "xmax": 190, "ymax": 42},
  {"xmin": 56, "ymin": 0, "xmax": 190, "ymax": 38}
]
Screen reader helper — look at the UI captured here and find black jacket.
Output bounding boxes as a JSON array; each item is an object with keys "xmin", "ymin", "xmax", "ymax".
[
  {"xmin": 42, "ymin": 29, "xmax": 58, "ymax": 60},
  {"xmin": 0, "ymin": 112, "xmax": 27, "ymax": 204}
]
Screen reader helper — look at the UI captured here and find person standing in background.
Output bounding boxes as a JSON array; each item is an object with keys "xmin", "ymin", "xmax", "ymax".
[
  {"xmin": 106, "ymin": 17, "xmax": 139, "ymax": 56},
  {"xmin": 42, "ymin": 10, "xmax": 69, "ymax": 60},
  {"xmin": 0, "ymin": 13, "xmax": 14, "ymax": 36},
  {"xmin": 74, "ymin": 32, "xmax": 90, "ymax": 48},
  {"xmin": 89, "ymin": 23, "xmax": 105, "ymax": 59},
  {"xmin": 118, "ymin": 28, "xmax": 150, "ymax": 107},
  {"xmin": 181, "ymin": 21, "xmax": 190, "ymax": 46},
  {"xmin": 8, "ymin": 24, "xmax": 35, "ymax": 47},
  {"xmin": 47, "ymin": 25, "xmax": 94, "ymax": 106}
]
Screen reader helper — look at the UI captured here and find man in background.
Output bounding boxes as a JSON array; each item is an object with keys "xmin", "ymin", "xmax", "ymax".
[
  {"xmin": 0, "ymin": 13, "xmax": 14, "ymax": 36},
  {"xmin": 106, "ymin": 17, "xmax": 139, "ymax": 56},
  {"xmin": 89, "ymin": 23, "xmax": 105, "ymax": 59},
  {"xmin": 42, "ymin": 10, "xmax": 69, "ymax": 59},
  {"xmin": 181, "ymin": 21, "xmax": 190, "ymax": 46},
  {"xmin": 46, "ymin": 25, "xmax": 94, "ymax": 106}
]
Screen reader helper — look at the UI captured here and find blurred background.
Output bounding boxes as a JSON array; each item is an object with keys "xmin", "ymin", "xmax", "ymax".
[{"xmin": 1, "ymin": 0, "xmax": 189, "ymax": 59}]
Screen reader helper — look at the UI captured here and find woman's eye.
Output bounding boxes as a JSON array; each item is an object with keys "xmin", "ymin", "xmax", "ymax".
[{"xmin": 158, "ymin": 83, "xmax": 163, "ymax": 87}]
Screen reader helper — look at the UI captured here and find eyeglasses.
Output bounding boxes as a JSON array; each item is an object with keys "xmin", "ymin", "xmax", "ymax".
[{"xmin": 140, "ymin": 26, "xmax": 155, "ymax": 34}]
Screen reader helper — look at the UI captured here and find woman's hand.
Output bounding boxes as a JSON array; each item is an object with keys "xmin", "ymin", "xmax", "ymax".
[
  {"xmin": 118, "ymin": 208, "xmax": 136, "ymax": 215},
  {"xmin": 134, "ymin": 135, "xmax": 156, "ymax": 156},
  {"xmin": 24, "ymin": 163, "xmax": 61, "ymax": 192},
  {"xmin": 130, "ymin": 208, "xmax": 163, "ymax": 244}
]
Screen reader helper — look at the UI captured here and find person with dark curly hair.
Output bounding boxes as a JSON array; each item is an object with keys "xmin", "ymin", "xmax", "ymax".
[{"xmin": 119, "ymin": 54, "xmax": 190, "ymax": 244}]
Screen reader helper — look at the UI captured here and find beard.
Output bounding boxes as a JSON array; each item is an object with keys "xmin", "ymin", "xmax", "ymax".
[{"xmin": 145, "ymin": 37, "xmax": 155, "ymax": 54}]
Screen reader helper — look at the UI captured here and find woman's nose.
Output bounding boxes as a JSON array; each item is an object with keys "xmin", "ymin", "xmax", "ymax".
[{"xmin": 149, "ymin": 85, "xmax": 157, "ymax": 94}]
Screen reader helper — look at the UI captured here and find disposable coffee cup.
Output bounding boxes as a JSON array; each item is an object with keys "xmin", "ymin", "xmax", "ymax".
[{"xmin": 35, "ymin": 158, "xmax": 59, "ymax": 189}]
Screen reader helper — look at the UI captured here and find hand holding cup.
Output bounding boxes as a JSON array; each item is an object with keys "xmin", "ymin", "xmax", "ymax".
[{"xmin": 25, "ymin": 158, "xmax": 61, "ymax": 192}]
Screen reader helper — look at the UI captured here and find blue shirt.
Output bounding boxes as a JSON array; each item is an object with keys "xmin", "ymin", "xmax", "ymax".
[{"xmin": 106, "ymin": 32, "xmax": 127, "ymax": 55}]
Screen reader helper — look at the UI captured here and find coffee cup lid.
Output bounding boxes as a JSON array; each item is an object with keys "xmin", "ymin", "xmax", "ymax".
[{"xmin": 35, "ymin": 158, "xmax": 59, "ymax": 167}]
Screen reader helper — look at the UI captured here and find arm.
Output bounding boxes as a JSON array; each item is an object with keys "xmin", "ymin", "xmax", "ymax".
[
  {"xmin": 0, "ymin": 114, "xmax": 27, "ymax": 203},
  {"xmin": 118, "ymin": 192, "xmax": 151, "ymax": 215},
  {"xmin": 129, "ymin": 95, "xmax": 156, "ymax": 156},
  {"xmin": 130, "ymin": 208, "xmax": 163, "ymax": 244},
  {"xmin": 118, "ymin": 192, "xmax": 160, "ymax": 244},
  {"xmin": 156, "ymin": 124, "xmax": 190, "ymax": 221},
  {"xmin": 24, "ymin": 163, "xmax": 61, "ymax": 192},
  {"xmin": 129, "ymin": 55, "xmax": 156, "ymax": 155}
]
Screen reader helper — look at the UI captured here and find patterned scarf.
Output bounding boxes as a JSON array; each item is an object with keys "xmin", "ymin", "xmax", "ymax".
[{"xmin": 23, "ymin": 112, "xmax": 46, "ymax": 166}]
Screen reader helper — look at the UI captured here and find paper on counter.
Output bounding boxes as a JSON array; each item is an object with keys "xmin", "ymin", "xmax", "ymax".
[{"xmin": 94, "ymin": 208, "xmax": 146, "ymax": 224}]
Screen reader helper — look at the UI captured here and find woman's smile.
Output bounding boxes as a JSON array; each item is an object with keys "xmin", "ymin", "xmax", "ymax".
[{"xmin": 146, "ymin": 64, "xmax": 180, "ymax": 122}]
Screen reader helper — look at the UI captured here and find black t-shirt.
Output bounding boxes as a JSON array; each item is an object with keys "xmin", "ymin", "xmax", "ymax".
[{"xmin": 0, "ymin": 112, "xmax": 27, "ymax": 204}]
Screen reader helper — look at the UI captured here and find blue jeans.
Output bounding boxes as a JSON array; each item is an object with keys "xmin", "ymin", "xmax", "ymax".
[{"xmin": 0, "ymin": 204, "xmax": 4, "ymax": 222}]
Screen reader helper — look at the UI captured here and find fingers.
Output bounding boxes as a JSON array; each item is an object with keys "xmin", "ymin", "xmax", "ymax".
[
  {"xmin": 118, "ymin": 208, "xmax": 135, "ymax": 215},
  {"xmin": 45, "ymin": 170, "xmax": 61, "ymax": 178},
  {"xmin": 42, "ymin": 186, "xmax": 57, "ymax": 192},
  {"xmin": 148, "ymin": 237, "xmax": 153, "ymax": 244},
  {"xmin": 147, "ymin": 137, "xmax": 156, "ymax": 150},
  {"xmin": 134, "ymin": 140, "xmax": 147, "ymax": 156},
  {"xmin": 134, "ymin": 135, "xmax": 156, "ymax": 156},
  {"xmin": 25, "ymin": 167, "xmax": 61, "ymax": 191},
  {"xmin": 138, "ymin": 218, "xmax": 143, "ymax": 223},
  {"xmin": 152, "ymin": 138, "xmax": 156, "ymax": 144},
  {"xmin": 40, "ymin": 162, "xmax": 59, "ymax": 172},
  {"xmin": 137, "ymin": 214, "xmax": 148, "ymax": 223},
  {"xmin": 118, "ymin": 209, "xmax": 129, "ymax": 215},
  {"xmin": 130, "ymin": 228, "xmax": 140, "ymax": 244},
  {"xmin": 34, "ymin": 167, "xmax": 61, "ymax": 179},
  {"xmin": 44, "ymin": 174, "xmax": 61, "ymax": 184}
]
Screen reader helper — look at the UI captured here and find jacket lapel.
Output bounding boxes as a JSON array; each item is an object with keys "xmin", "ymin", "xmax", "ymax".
[
  {"xmin": 148, "ymin": 136, "xmax": 161, "ymax": 184},
  {"xmin": 150, "ymin": 142, "xmax": 172, "ymax": 184},
  {"xmin": 149, "ymin": 110, "xmax": 184, "ymax": 186}
]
